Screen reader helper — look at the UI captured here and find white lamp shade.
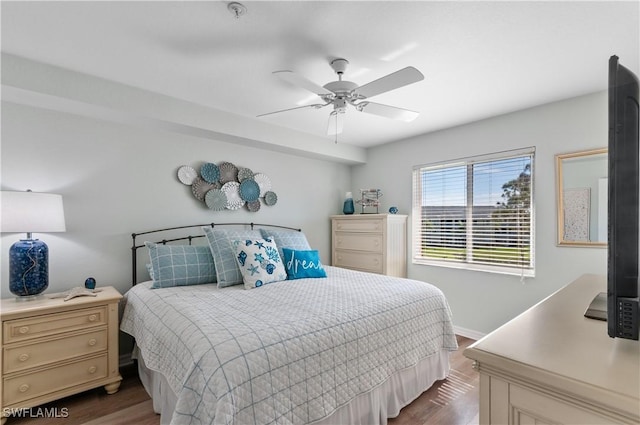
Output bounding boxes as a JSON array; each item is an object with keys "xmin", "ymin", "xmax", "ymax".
[{"xmin": 1, "ymin": 191, "xmax": 66, "ymax": 233}]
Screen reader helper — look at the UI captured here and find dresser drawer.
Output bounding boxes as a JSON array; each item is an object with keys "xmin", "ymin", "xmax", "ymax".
[
  {"xmin": 334, "ymin": 233, "xmax": 383, "ymax": 253},
  {"xmin": 334, "ymin": 218, "xmax": 383, "ymax": 233},
  {"xmin": 3, "ymin": 353, "xmax": 108, "ymax": 405},
  {"xmin": 3, "ymin": 328, "xmax": 108, "ymax": 374},
  {"xmin": 334, "ymin": 250, "xmax": 384, "ymax": 273},
  {"xmin": 3, "ymin": 306, "xmax": 107, "ymax": 344}
]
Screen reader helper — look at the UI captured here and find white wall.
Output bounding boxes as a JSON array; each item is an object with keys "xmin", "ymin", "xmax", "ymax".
[
  {"xmin": 351, "ymin": 92, "xmax": 608, "ymax": 335},
  {"xmin": 0, "ymin": 101, "xmax": 351, "ymax": 299}
]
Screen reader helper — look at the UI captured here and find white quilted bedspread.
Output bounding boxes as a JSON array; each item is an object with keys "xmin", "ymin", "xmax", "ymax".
[{"xmin": 120, "ymin": 266, "xmax": 458, "ymax": 425}]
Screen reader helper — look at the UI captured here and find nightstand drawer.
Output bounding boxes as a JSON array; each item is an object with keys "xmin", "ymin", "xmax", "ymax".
[
  {"xmin": 334, "ymin": 219, "xmax": 383, "ymax": 233},
  {"xmin": 3, "ymin": 328, "xmax": 108, "ymax": 374},
  {"xmin": 3, "ymin": 353, "xmax": 108, "ymax": 405},
  {"xmin": 334, "ymin": 250, "xmax": 384, "ymax": 273},
  {"xmin": 3, "ymin": 306, "xmax": 107, "ymax": 344},
  {"xmin": 334, "ymin": 233, "xmax": 383, "ymax": 253}
]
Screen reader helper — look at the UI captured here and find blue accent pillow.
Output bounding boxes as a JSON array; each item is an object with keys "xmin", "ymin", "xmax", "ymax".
[
  {"xmin": 282, "ymin": 248, "xmax": 327, "ymax": 280},
  {"xmin": 146, "ymin": 242, "xmax": 216, "ymax": 289},
  {"xmin": 203, "ymin": 227, "xmax": 263, "ymax": 288},
  {"xmin": 260, "ymin": 229, "xmax": 311, "ymax": 260},
  {"xmin": 232, "ymin": 238, "xmax": 287, "ymax": 289}
]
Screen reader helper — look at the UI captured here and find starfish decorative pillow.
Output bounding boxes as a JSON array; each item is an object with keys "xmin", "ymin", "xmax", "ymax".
[{"xmin": 231, "ymin": 237, "xmax": 287, "ymax": 289}]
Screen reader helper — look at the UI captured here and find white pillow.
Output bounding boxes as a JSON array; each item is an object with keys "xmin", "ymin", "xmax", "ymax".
[{"xmin": 231, "ymin": 237, "xmax": 287, "ymax": 289}]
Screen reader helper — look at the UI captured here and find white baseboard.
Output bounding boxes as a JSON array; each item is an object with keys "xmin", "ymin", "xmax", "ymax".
[{"xmin": 453, "ymin": 325, "xmax": 486, "ymax": 341}]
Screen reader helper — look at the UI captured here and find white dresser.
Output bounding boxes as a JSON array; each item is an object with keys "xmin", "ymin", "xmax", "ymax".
[
  {"xmin": 1, "ymin": 287, "xmax": 122, "ymax": 424},
  {"xmin": 464, "ymin": 274, "xmax": 639, "ymax": 424},
  {"xmin": 331, "ymin": 214, "xmax": 407, "ymax": 277}
]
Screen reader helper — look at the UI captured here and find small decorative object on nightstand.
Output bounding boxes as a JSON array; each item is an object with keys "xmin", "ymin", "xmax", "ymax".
[
  {"xmin": 0, "ymin": 190, "xmax": 66, "ymax": 299},
  {"xmin": 389, "ymin": 206, "xmax": 398, "ymax": 214},
  {"xmin": 85, "ymin": 277, "xmax": 97, "ymax": 290},
  {"xmin": 0, "ymin": 287, "xmax": 122, "ymax": 423}
]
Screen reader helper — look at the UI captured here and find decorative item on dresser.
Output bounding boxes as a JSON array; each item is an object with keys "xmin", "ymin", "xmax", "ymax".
[
  {"xmin": 331, "ymin": 213, "xmax": 407, "ymax": 277},
  {"xmin": 0, "ymin": 190, "xmax": 66, "ymax": 298},
  {"xmin": 0, "ymin": 287, "xmax": 122, "ymax": 424},
  {"xmin": 464, "ymin": 274, "xmax": 639, "ymax": 425}
]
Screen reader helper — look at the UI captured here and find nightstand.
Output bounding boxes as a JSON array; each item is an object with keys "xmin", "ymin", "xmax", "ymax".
[{"xmin": 1, "ymin": 287, "xmax": 122, "ymax": 423}]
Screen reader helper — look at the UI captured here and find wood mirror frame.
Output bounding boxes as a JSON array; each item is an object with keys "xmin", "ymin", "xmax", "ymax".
[{"xmin": 556, "ymin": 148, "xmax": 608, "ymax": 247}]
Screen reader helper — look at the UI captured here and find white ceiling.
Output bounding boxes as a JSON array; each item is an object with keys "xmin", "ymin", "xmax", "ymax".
[{"xmin": 1, "ymin": 1, "xmax": 639, "ymax": 148}]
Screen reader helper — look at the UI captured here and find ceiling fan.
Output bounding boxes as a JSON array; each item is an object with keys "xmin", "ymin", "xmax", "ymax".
[{"xmin": 258, "ymin": 58, "xmax": 424, "ymax": 136}]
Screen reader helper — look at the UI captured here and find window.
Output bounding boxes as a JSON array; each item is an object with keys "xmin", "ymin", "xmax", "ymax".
[{"xmin": 412, "ymin": 148, "xmax": 535, "ymax": 276}]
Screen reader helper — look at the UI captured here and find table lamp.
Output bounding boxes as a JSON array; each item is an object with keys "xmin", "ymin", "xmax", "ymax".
[{"xmin": 1, "ymin": 190, "xmax": 66, "ymax": 298}]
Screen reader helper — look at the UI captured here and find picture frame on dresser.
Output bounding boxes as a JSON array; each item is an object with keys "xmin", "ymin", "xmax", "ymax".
[{"xmin": 1, "ymin": 287, "xmax": 122, "ymax": 424}]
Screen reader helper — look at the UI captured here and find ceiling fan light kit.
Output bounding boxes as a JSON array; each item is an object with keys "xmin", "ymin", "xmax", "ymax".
[{"xmin": 258, "ymin": 58, "xmax": 424, "ymax": 137}]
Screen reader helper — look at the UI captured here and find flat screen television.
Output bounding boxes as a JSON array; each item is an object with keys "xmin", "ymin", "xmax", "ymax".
[{"xmin": 608, "ymin": 54, "xmax": 640, "ymax": 340}]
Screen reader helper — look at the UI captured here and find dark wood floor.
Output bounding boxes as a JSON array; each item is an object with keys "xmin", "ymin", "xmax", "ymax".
[{"xmin": 6, "ymin": 335, "xmax": 478, "ymax": 425}]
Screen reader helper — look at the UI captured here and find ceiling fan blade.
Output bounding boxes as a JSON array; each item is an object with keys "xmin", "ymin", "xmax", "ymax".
[
  {"xmin": 356, "ymin": 101, "xmax": 419, "ymax": 122},
  {"xmin": 274, "ymin": 70, "xmax": 334, "ymax": 96},
  {"xmin": 355, "ymin": 66, "xmax": 424, "ymax": 99},
  {"xmin": 327, "ymin": 111, "xmax": 345, "ymax": 135},
  {"xmin": 257, "ymin": 103, "xmax": 327, "ymax": 118}
]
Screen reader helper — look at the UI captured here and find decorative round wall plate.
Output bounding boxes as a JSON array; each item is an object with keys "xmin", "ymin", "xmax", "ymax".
[
  {"xmin": 205, "ymin": 189, "xmax": 227, "ymax": 211},
  {"xmin": 239, "ymin": 179, "xmax": 260, "ymax": 202},
  {"xmin": 221, "ymin": 181, "xmax": 244, "ymax": 210},
  {"xmin": 177, "ymin": 165, "xmax": 198, "ymax": 185},
  {"xmin": 246, "ymin": 200, "xmax": 261, "ymax": 212},
  {"xmin": 237, "ymin": 167, "xmax": 254, "ymax": 182},
  {"xmin": 219, "ymin": 162, "xmax": 239, "ymax": 184},
  {"xmin": 192, "ymin": 177, "xmax": 221, "ymax": 201},
  {"xmin": 253, "ymin": 173, "xmax": 272, "ymax": 197},
  {"xmin": 264, "ymin": 191, "xmax": 278, "ymax": 206},
  {"xmin": 200, "ymin": 163, "xmax": 220, "ymax": 183}
]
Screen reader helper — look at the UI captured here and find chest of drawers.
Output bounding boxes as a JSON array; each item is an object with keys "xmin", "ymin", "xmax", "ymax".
[
  {"xmin": 1, "ymin": 287, "xmax": 122, "ymax": 422},
  {"xmin": 331, "ymin": 214, "xmax": 407, "ymax": 277}
]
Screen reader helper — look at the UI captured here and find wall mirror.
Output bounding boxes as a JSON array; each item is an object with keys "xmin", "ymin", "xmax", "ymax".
[{"xmin": 556, "ymin": 148, "xmax": 608, "ymax": 247}]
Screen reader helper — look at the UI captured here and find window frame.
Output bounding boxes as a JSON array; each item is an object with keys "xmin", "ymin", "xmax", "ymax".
[{"xmin": 412, "ymin": 147, "xmax": 535, "ymax": 277}]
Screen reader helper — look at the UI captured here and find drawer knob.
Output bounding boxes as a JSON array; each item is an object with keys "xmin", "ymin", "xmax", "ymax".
[
  {"xmin": 18, "ymin": 353, "xmax": 30, "ymax": 362},
  {"xmin": 18, "ymin": 326, "xmax": 29, "ymax": 334},
  {"xmin": 337, "ymin": 224, "xmax": 342, "ymax": 229},
  {"xmin": 373, "ymin": 259, "xmax": 380, "ymax": 265},
  {"xmin": 88, "ymin": 314, "xmax": 98, "ymax": 322},
  {"xmin": 88, "ymin": 338, "xmax": 97, "ymax": 346},
  {"xmin": 88, "ymin": 366, "xmax": 97, "ymax": 374},
  {"xmin": 19, "ymin": 384, "xmax": 30, "ymax": 393}
]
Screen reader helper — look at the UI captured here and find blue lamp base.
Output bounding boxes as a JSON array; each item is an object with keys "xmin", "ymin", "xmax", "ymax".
[{"xmin": 9, "ymin": 239, "xmax": 49, "ymax": 298}]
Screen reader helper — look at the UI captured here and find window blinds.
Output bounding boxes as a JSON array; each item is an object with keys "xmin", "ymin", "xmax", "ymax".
[{"xmin": 412, "ymin": 148, "xmax": 535, "ymax": 276}]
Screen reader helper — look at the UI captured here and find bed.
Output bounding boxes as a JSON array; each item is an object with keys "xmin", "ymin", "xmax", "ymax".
[{"xmin": 120, "ymin": 223, "xmax": 458, "ymax": 425}]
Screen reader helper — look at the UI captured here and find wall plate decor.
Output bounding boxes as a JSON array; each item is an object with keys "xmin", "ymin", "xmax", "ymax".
[
  {"xmin": 219, "ymin": 162, "xmax": 239, "ymax": 184},
  {"xmin": 264, "ymin": 191, "xmax": 278, "ymax": 206},
  {"xmin": 239, "ymin": 179, "xmax": 260, "ymax": 202},
  {"xmin": 177, "ymin": 161, "xmax": 277, "ymax": 213},
  {"xmin": 192, "ymin": 177, "xmax": 221, "ymax": 201},
  {"xmin": 247, "ymin": 200, "xmax": 261, "ymax": 212},
  {"xmin": 254, "ymin": 173, "xmax": 272, "ymax": 197},
  {"xmin": 221, "ymin": 181, "xmax": 244, "ymax": 210},
  {"xmin": 177, "ymin": 165, "xmax": 198, "ymax": 185},
  {"xmin": 201, "ymin": 162, "xmax": 220, "ymax": 183},
  {"xmin": 205, "ymin": 188, "xmax": 228, "ymax": 211},
  {"xmin": 238, "ymin": 167, "xmax": 254, "ymax": 182}
]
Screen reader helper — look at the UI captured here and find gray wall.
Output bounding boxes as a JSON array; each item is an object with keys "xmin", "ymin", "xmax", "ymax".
[
  {"xmin": 351, "ymin": 91, "xmax": 608, "ymax": 335},
  {"xmin": 0, "ymin": 102, "xmax": 351, "ymax": 299}
]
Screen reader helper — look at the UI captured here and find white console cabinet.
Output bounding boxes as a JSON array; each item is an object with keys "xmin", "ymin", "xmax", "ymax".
[{"xmin": 464, "ymin": 274, "xmax": 639, "ymax": 424}]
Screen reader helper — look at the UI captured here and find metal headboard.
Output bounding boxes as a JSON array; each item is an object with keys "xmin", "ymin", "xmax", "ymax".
[{"xmin": 131, "ymin": 222, "xmax": 301, "ymax": 285}]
